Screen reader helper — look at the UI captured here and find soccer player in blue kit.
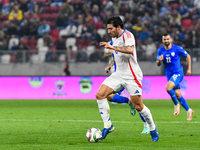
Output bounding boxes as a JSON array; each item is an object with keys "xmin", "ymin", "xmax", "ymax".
[{"xmin": 156, "ymin": 33, "xmax": 194, "ymax": 121}]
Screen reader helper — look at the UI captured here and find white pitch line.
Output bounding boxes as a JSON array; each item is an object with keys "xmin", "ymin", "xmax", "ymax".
[{"xmin": 0, "ymin": 119, "xmax": 199, "ymax": 123}]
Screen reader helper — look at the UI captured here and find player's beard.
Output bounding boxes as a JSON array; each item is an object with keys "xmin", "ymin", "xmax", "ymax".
[
  {"xmin": 110, "ymin": 29, "xmax": 118, "ymax": 38},
  {"xmin": 164, "ymin": 42, "xmax": 170, "ymax": 48}
]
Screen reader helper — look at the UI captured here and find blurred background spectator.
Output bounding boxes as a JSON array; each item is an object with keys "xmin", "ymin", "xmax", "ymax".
[
  {"xmin": 8, "ymin": 5, "xmax": 23, "ymax": 25},
  {"xmin": 38, "ymin": 20, "xmax": 50, "ymax": 37},
  {"xmin": 0, "ymin": 0, "xmax": 199, "ymax": 66},
  {"xmin": 75, "ymin": 44, "xmax": 87, "ymax": 62}
]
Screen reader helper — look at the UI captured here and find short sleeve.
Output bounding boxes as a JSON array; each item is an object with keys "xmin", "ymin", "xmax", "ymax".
[
  {"xmin": 178, "ymin": 46, "xmax": 188, "ymax": 57},
  {"xmin": 123, "ymin": 31, "xmax": 135, "ymax": 46}
]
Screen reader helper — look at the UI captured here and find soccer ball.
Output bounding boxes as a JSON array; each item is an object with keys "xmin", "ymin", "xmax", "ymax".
[{"xmin": 86, "ymin": 127, "xmax": 102, "ymax": 143}]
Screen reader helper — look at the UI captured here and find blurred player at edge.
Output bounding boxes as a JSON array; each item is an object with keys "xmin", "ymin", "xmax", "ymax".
[
  {"xmin": 104, "ymin": 47, "xmax": 150, "ymax": 134},
  {"xmin": 156, "ymin": 33, "xmax": 194, "ymax": 121},
  {"xmin": 96, "ymin": 16, "xmax": 159, "ymax": 141}
]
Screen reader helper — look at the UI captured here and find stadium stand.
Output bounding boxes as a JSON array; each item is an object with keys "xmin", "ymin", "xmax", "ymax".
[
  {"xmin": 181, "ymin": 19, "xmax": 192, "ymax": 30},
  {"xmin": 0, "ymin": 0, "xmax": 199, "ymax": 64}
]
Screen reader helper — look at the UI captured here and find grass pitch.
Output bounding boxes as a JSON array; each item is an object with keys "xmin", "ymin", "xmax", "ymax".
[{"xmin": 0, "ymin": 100, "xmax": 199, "ymax": 150}]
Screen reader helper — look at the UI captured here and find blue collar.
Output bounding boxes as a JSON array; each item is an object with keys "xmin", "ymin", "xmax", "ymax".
[{"xmin": 119, "ymin": 29, "xmax": 126, "ymax": 38}]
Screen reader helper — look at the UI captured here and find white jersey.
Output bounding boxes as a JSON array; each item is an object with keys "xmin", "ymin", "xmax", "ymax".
[{"xmin": 111, "ymin": 30, "xmax": 143, "ymax": 86}]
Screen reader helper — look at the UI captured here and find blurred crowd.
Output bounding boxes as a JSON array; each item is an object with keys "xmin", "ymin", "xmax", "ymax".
[{"xmin": 0, "ymin": 0, "xmax": 200, "ymax": 63}]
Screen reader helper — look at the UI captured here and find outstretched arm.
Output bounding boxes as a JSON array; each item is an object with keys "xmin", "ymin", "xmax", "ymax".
[
  {"xmin": 186, "ymin": 54, "xmax": 191, "ymax": 75},
  {"xmin": 100, "ymin": 42, "xmax": 134, "ymax": 54}
]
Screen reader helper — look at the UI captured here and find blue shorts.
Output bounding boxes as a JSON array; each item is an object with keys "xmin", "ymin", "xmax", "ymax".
[{"xmin": 168, "ymin": 72, "xmax": 183, "ymax": 90}]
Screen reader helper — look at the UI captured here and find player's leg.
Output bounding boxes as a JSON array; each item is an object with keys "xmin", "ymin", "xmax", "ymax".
[
  {"xmin": 108, "ymin": 94, "xmax": 117, "ymax": 105},
  {"xmin": 107, "ymin": 93, "xmax": 129, "ymax": 103},
  {"xmin": 118, "ymin": 87, "xmax": 126, "ymax": 105},
  {"xmin": 130, "ymin": 95, "xmax": 158, "ymax": 141},
  {"xmin": 96, "ymin": 84, "xmax": 114, "ymax": 128},
  {"xmin": 125, "ymin": 80, "xmax": 158, "ymax": 141},
  {"xmin": 96, "ymin": 73, "xmax": 122, "ymax": 140},
  {"xmin": 108, "ymin": 88, "xmax": 126, "ymax": 105},
  {"xmin": 139, "ymin": 113, "xmax": 150, "ymax": 134},
  {"xmin": 107, "ymin": 88, "xmax": 136, "ymax": 116},
  {"xmin": 108, "ymin": 92, "xmax": 142, "ymax": 127},
  {"xmin": 175, "ymin": 89, "xmax": 194, "ymax": 121},
  {"xmin": 166, "ymin": 76, "xmax": 180, "ymax": 116},
  {"xmin": 96, "ymin": 84, "xmax": 115, "ymax": 140}
]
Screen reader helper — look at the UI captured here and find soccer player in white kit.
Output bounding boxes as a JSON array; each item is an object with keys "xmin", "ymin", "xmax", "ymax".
[{"xmin": 96, "ymin": 16, "xmax": 159, "ymax": 141}]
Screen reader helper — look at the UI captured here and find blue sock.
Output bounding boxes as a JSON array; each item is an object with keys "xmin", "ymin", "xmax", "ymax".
[
  {"xmin": 139, "ymin": 113, "xmax": 146, "ymax": 122},
  {"xmin": 167, "ymin": 89, "xmax": 178, "ymax": 105},
  {"xmin": 178, "ymin": 96, "xmax": 189, "ymax": 111},
  {"xmin": 110, "ymin": 94, "xmax": 129, "ymax": 103}
]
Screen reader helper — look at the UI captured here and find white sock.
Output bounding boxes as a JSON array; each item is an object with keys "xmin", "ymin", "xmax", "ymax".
[
  {"xmin": 138, "ymin": 104, "xmax": 155, "ymax": 131},
  {"xmin": 187, "ymin": 108, "xmax": 192, "ymax": 112},
  {"xmin": 144, "ymin": 122, "xmax": 149, "ymax": 128},
  {"xmin": 97, "ymin": 98, "xmax": 111, "ymax": 128}
]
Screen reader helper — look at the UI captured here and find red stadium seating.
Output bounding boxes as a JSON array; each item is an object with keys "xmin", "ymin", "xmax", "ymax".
[
  {"xmin": 181, "ymin": 19, "xmax": 192, "ymax": 30},
  {"xmin": 50, "ymin": 29, "xmax": 59, "ymax": 42},
  {"xmin": 48, "ymin": 13, "xmax": 59, "ymax": 21},
  {"xmin": 85, "ymin": 38, "xmax": 91, "ymax": 46},
  {"xmin": 57, "ymin": 6, "xmax": 62, "ymax": 11},
  {"xmin": 95, "ymin": 21, "xmax": 103, "ymax": 29},
  {"xmin": 49, "ymin": 6, "xmax": 59, "ymax": 13},
  {"xmin": 10, "ymin": 55, "xmax": 15, "ymax": 62},
  {"xmin": 23, "ymin": 38, "xmax": 28, "ymax": 44},
  {"xmin": 192, "ymin": 19, "xmax": 198, "ymax": 25},
  {"xmin": 1, "ymin": 0, "xmax": 9, "ymax": 4},
  {"xmin": 1, "ymin": 15, "xmax": 8, "ymax": 21},
  {"xmin": 28, "ymin": 38, "xmax": 38, "ymax": 53},
  {"xmin": 28, "ymin": 38, "xmax": 37, "ymax": 45},
  {"xmin": 39, "ymin": 13, "xmax": 50, "ymax": 21},
  {"xmin": 34, "ymin": 0, "xmax": 46, "ymax": 2},
  {"xmin": 45, "ymin": 6, "xmax": 50, "ymax": 13},
  {"xmin": 169, "ymin": 3, "xmax": 180, "ymax": 10},
  {"xmin": 0, "ymin": 22, "xmax": 4, "ymax": 28},
  {"xmin": 76, "ymin": 38, "xmax": 85, "ymax": 46}
]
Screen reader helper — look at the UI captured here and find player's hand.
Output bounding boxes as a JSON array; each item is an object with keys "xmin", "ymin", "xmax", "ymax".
[
  {"xmin": 100, "ymin": 42, "xmax": 113, "ymax": 49},
  {"xmin": 186, "ymin": 69, "xmax": 191, "ymax": 75},
  {"xmin": 105, "ymin": 66, "xmax": 111, "ymax": 74},
  {"xmin": 159, "ymin": 55, "xmax": 163, "ymax": 61}
]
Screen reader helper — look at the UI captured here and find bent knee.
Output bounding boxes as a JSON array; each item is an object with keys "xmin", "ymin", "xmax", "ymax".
[
  {"xmin": 166, "ymin": 82, "xmax": 175, "ymax": 91},
  {"xmin": 165, "ymin": 86, "xmax": 171, "ymax": 91},
  {"xmin": 96, "ymin": 92, "xmax": 106, "ymax": 100}
]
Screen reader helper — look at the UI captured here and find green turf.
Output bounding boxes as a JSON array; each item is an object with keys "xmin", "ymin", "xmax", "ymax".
[{"xmin": 0, "ymin": 100, "xmax": 199, "ymax": 150}]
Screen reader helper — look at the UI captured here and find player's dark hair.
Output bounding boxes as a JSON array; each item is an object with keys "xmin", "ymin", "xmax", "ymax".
[
  {"xmin": 107, "ymin": 16, "xmax": 124, "ymax": 29},
  {"xmin": 163, "ymin": 33, "xmax": 170, "ymax": 37}
]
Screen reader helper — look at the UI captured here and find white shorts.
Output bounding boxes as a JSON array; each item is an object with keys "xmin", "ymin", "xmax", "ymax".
[{"xmin": 102, "ymin": 72, "xmax": 142, "ymax": 96}]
